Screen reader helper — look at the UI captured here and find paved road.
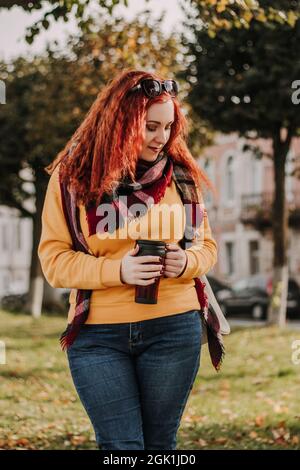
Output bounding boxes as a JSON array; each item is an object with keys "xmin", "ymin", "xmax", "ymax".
[{"xmin": 227, "ymin": 318, "xmax": 300, "ymax": 329}]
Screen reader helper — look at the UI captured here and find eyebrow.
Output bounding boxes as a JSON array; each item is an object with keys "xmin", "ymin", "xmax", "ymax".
[{"xmin": 147, "ymin": 120, "xmax": 174, "ymax": 125}]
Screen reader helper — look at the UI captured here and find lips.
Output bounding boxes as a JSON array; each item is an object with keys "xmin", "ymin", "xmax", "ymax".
[{"xmin": 148, "ymin": 146, "xmax": 161, "ymax": 152}]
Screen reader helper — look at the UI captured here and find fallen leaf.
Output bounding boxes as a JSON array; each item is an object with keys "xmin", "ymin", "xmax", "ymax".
[
  {"xmin": 197, "ymin": 438, "xmax": 208, "ymax": 447},
  {"xmin": 16, "ymin": 438, "xmax": 30, "ymax": 446},
  {"xmin": 214, "ymin": 437, "xmax": 228, "ymax": 444},
  {"xmin": 255, "ymin": 416, "xmax": 265, "ymax": 427}
]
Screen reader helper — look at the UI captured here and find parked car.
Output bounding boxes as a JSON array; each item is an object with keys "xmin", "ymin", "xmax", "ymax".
[
  {"xmin": 0, "ymin": 292, "xmax": 28, "ymax": 312},
  {"xmin": 0, "ymin": 287, "xmax": 71, "ymax": 314},
  {"xmin": 60, "ymin": 288, "xmax": 71, "ymax": 308},
  {"xmin": 204, "ymin": 275, "xmax": 234, "ymax": 319},
  {"xmin": 206, "ymin": 275, "xmax": 233, "ymax": 301},
  {"xmin": 206, "ymin": 275, "xmax": 231, "ymax": 294},
  {"xmin": 218, "ymin": 273, "xmax": 300, "ymax": 320}
]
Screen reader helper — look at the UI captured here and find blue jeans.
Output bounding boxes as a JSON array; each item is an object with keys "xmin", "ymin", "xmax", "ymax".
[{"xmin": 66, "ymin": 309, "xmax": 202, "ymax": 450}]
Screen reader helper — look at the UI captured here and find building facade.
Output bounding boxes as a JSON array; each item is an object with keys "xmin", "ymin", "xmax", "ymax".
[
  {"xmin": 199, "ymin": 133, "xmax": 300, "ymax": 286},
  {"xmin": 0, "ymin": 206, "xmax": 32, "ymax": 298}
]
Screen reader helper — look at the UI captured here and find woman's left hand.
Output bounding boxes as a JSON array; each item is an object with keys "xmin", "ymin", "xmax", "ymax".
[{"xmin": 163, "ymin": 243, "xmax": 188, "ymax": 278}]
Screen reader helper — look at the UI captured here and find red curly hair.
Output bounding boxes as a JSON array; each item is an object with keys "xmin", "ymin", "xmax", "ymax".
[{"xmin": 45, "ymin": 68, "xmax": 216, "ymax": 206}]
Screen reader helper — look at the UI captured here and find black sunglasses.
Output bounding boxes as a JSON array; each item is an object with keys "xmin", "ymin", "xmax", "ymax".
[{"xmin": 130, "ymin": 79, "xmax": 179, "ymax": 98}]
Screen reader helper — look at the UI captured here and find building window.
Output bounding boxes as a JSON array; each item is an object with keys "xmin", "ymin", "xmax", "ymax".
[
  {"xmin": 225, "ymin": 241, "xmax": 235, "ymax": 275},
  {"xmin": 204, "ymin": 158, "xmax": 214, "ymax": 205},
  {"xmin": 1, "ymin": 224, "xmax": 9, "ymax": 251},
  {"xmin": 226, "ymin": 156, "xmax": 235, "ymax": 201},
  {"xmin": 250, "ymin": 154, "xmax": 260, "ymax": 194},
  {"xmin": 286, "ymin": 151, "xmax": 294, "ymax": 203},
  {"xmin": 249, "ymin": 240, "xmax": 259, "ymax": 275},
  {"xmin": 2, "ymin": 274, "xmax": 10, "ymax": 291},
  {"xmin": 15, "ymin": 219, "xmax": 21, "ymax": 251}
]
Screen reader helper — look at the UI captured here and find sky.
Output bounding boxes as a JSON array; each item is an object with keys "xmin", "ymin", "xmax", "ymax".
[{"xmin": 0, "ymin": 0, "xmax": 186, "ymax": 61}]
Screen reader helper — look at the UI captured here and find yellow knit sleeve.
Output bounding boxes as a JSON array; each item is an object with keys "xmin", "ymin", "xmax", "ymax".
[
  {"xmin": 179, "ymin": 188, "xmax": 218, "ymax": 280},
  {"xmin": 37, "ymin": 164, "xmax": 124, "ymax": 289}
]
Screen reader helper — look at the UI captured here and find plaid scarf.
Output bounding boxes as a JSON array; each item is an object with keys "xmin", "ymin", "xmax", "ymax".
[{"xmin": 58, "ymin": 151, "xmax": 225, "ymax": 371}]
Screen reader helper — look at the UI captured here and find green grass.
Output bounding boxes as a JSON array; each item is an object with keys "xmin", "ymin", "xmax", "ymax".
[{"xmin": 0, "ymin": 309, "xmax": 299, "ymax": 450}]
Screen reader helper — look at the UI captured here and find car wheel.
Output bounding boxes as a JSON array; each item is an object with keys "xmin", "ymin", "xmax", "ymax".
[{"xmin": 251, "ymin": 304, "xmax": 265, "ymax": 320}]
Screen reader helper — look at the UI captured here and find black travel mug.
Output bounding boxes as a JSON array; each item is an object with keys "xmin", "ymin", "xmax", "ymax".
[{"xmin": 134, "ymin": 240, "xmax": 167, "ymax": 304}]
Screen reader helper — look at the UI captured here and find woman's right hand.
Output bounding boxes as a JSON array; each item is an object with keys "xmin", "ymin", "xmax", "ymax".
[{"xmin": 120, "ymin": 244, "xmax": 164, "ymax": 286}]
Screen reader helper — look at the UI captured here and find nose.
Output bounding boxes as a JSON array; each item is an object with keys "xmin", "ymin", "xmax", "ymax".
[{"xmin": 154, "ymin": 128, "xmax": 169, "ymax": 146}]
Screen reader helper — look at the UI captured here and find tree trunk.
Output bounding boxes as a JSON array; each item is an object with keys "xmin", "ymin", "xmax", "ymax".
[
  {"xmin": 24, "ymin": 169, "xmax": 46, "ymax": 318},
  {"xmin": 267, "ymin": 129, "xmax": 292, "ymax": 327}
]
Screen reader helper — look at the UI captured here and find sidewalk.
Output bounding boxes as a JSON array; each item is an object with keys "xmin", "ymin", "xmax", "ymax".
[{"xmin": 228, "ymin": 318, "xmax": 300, "ymax": 329}]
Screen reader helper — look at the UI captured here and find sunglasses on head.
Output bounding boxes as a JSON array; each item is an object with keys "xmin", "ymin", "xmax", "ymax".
[{"xmin": 130, "ymin": 78, "xmax": 179, "ymax": 98}]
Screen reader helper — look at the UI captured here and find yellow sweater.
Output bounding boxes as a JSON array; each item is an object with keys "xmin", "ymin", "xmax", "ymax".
[{"xmin": 38, "ymin": 163, "xmax": 218, "ymax": 324}]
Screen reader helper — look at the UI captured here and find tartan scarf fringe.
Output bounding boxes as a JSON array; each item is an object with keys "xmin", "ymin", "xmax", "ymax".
[{"xmin": 194, "ymin": 277, "xmax": 225, "ymax": 372}]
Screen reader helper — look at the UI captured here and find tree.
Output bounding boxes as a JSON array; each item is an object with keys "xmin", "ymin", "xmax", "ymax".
[
  {"xmin": 0, "ymin": 0, "xmax": 298, "ymax": 43},
  {"xmin": 0, "ymin": 0, "xmax": 149, "ymax": 43},
  {"xmin": 180, "ymin": 0, "xmax": 300, "ymax": 326},
  {"xmin": 181, "ymin": 0, "xmax": 299, "ymax": 35},
  {"xmin": 0, "ymin": 9, "xmax": 185, "ymax": 317}
]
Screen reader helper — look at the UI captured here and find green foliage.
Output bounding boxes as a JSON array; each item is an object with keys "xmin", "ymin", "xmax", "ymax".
[
  {"xmin": 181, "ymin": 0, "xmax": 300, "ymax": 38},
  {"xmin": 180, "ymin": 2, "xmax": 300, "ymax": 139},
  {"xmin": 1, "ymin": 1, "xmax": 299, "ymax": 43},
  {"xmin": 0, "ymin": 0, "xmax": 148, "ymax": 43},
  {"xmin": 0, "ymin": 0, "xmax": 86, "ymax": 44},
  {"xmin": 0, "ymin": 10, "xmax": 185, "ymax": 215}
]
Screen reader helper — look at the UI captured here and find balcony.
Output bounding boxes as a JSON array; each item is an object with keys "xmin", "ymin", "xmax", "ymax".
[{"xmin": 240, "ymin": 191, "xmax": 300, "ymax": 229}]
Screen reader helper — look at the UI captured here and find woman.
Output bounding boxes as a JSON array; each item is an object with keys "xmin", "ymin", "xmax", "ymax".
[{"xmin": 38, "ymin": 68, "xmax": 218, "ymax": 451}]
